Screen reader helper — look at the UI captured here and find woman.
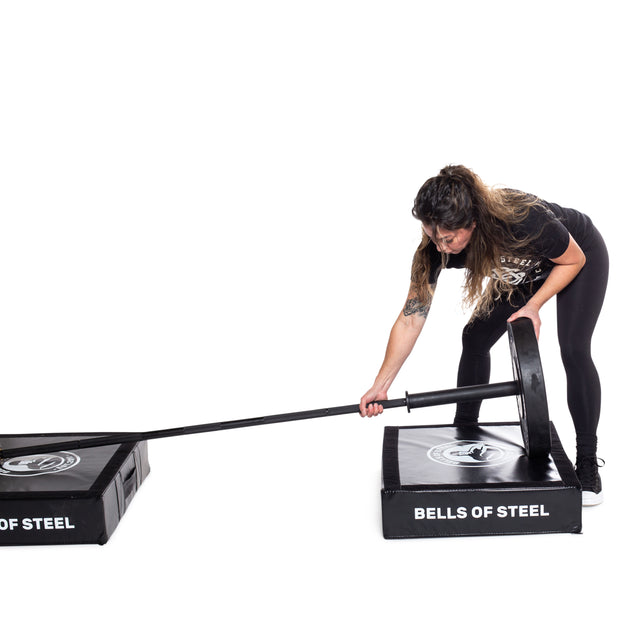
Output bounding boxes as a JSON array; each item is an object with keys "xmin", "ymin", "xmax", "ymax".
[{"xmin": 359, "ymin": 165, "xmax": 609, "ymax": 506}]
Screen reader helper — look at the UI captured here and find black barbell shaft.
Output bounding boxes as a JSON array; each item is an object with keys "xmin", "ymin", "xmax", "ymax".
[
  {"xmin": 407, "ymin": 381, "xmax": 519, "ymax": 410},
  {"xmin": 0, "ymin": 381, "xmax": 520, "ymax": 460}
]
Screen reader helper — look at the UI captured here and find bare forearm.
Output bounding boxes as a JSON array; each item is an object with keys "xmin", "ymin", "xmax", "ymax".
[
  {"xmin": 528, "ymin": 261, "xmax": 585, "ymax": 310},
  {"xmin": 508, "ymin": 236, "xmax": 586, "ymax": 338},
  {"xmin": 373, "ymin": 312, "xmax": 425, "ymax": 393},
  {"xmin": 360, "ymin": 290, "xmax": 432, "ymax": 417}
]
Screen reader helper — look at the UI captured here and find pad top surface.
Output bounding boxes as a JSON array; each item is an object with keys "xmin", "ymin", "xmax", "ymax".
[
  {"xmin": 384, "ymin": 424, "xmax": 561, "ymax": 488},
  {"xmin": 0, "ymin": 436, "xmax": 121, "ymax": 493}
]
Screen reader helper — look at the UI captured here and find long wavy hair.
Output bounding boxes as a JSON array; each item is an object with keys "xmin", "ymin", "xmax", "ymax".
[{"xmin": 411, "ymin": 164, "xmax": 540, "ymax": 317}]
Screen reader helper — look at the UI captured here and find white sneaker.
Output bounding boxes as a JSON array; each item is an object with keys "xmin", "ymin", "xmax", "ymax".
[{"xmin": 575, "ymin": 456, "xmax": 604, "ymax": 507}]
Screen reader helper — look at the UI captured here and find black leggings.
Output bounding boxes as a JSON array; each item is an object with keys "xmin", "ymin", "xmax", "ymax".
[{"xmin": 454, "ymin": 228, "xmax": 609, "ymax": 457}]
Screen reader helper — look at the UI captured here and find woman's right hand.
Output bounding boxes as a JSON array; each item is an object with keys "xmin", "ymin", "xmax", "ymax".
[{"xmin": 359, "ymin": 387, "xmax": 388, "ymax": 418}]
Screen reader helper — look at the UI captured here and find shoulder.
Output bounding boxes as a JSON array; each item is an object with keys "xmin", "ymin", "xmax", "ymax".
[
  {"xmin": 505, "ymin": 192, "xmax": 565, "ymax": 232},
  {"xmin": 521, "ymin": 200, "xmax": 570, "ymax": 259}
]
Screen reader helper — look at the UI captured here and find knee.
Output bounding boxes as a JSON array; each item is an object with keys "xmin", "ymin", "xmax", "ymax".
[
  {"xmin": 461, "ymin": 326, "xmax": 491, "ymax": 357},
  {"xmin": 559, "ymin": 342, "xmax": 592, "ymax": 371}
]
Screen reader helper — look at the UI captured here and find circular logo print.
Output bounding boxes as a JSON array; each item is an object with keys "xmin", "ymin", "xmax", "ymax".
[
  {"xmin": 427, "ymin": 440, "xmax": 519, "ymax": 467},
  {"xmin": 0, "ymin": 452, "xmax": 81, "ymax": 477}
]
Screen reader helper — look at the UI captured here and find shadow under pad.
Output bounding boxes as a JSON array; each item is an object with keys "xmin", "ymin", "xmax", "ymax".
[{"xmin": 381, "ymin": 422, "xmax": 581, "ymax": 538}]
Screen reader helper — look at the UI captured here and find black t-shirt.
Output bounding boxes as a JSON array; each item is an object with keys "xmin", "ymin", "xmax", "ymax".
[{"xmin": 426, "ymin": 193, "xmax": 597, "ymax": 287}]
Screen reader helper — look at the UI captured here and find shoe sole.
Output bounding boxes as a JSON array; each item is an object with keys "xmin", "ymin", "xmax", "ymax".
[{"xmin": 582, "ymin": 490, "xmax": 603, "ymax": 506}]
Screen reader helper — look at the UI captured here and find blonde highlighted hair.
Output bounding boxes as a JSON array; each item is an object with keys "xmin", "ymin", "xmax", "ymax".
[{"xmin": 411, "ymin": 165, "xmax": 540, "ymax": 317}]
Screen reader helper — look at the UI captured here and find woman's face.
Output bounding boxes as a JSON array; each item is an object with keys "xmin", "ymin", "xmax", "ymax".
[{"xmin": 423, "ymin": 223, "xmax": 475, "ymax": 254}]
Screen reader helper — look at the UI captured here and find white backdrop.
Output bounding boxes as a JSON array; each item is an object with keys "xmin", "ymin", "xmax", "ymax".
[{"xmin": 1, "ymin": 1, "xmax": 637, "ymax": 638}]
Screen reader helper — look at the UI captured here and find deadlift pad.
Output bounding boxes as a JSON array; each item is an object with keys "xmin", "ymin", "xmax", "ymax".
[
  {"xmin": 381, "ymin": 422, "xmax": 581, "ymax": 538},
  {"xmin": 0, "ymin": 434, "xmax": 149, "ymax": 546}
]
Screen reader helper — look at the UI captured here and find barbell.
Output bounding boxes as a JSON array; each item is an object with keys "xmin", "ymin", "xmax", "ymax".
[{"xmin": 0, "ymin": 317, "xmax": 551, "ymax": 460}]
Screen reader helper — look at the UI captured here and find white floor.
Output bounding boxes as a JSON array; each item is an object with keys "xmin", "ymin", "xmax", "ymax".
[{"xmin": 2, "ymin": 3, "xmax": 636, "ymax": 638}]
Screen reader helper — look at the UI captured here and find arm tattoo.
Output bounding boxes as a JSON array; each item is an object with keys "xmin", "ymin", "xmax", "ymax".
[{"xmin": 403, "ymin": 297, "xmax": 430, "ymax": 318}]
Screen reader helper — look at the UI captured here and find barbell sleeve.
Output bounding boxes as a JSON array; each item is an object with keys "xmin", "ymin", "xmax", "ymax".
[{"xmin": 406, "ymin": 381, "xmax": 520, "ymax": 411}]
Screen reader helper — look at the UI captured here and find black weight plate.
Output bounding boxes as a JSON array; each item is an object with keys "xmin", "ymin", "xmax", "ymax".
[{"xmin": 507, "ymin": 318, "xmax": 551, "ymax": 457}]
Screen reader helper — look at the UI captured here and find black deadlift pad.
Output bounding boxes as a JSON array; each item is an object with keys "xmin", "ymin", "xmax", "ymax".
[
  {"xmin": 381, "ymin": 422, "xmax": 581, "ymax": 538},
  {"xmin": 0, "ymin": 433, "xmax": 149, "ymax": 546}
]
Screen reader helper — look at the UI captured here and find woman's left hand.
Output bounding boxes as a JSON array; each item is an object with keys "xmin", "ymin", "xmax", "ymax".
[{"xmin": 507, "ymin": 304, "xmax": 541, "ymax": 339}]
